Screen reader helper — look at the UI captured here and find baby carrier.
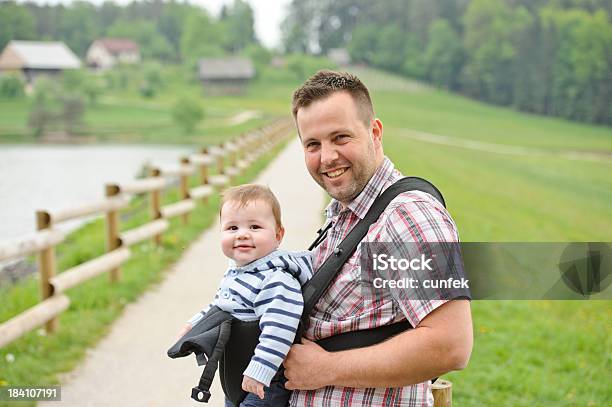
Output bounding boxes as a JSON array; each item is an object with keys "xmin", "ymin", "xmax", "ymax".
[{"xmin": 167, "ymin": 177, "xmax": 446, "ymax": 406}]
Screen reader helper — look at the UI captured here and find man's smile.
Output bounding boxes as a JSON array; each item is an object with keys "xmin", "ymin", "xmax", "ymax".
[{"xmin": 322, "ymin": 167, "xmax": 349, "ymax": 179}]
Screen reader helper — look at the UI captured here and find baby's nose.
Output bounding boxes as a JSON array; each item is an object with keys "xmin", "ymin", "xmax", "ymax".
[{"xmin": 236, "ymin": 230, "xmax": 250, "ymax": 239}]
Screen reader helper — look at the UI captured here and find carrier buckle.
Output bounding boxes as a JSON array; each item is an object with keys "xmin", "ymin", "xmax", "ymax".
[{"xmin": 191, "ymin": 387, "xmax": 211, "ymax": 403}]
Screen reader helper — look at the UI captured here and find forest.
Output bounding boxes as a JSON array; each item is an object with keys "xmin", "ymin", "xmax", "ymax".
[{"xmin": 282, "ymin": 0, "xmax": 612, "ymax": 125}]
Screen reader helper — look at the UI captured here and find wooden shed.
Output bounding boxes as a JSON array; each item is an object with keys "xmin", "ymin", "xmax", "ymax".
[
  {"xmin": 0, "ymin": 40, "xmax": 81, "ymax": 84},
  {"xmin": 197, "ymin": 57, "xmax": 255, "ymax": 95}
]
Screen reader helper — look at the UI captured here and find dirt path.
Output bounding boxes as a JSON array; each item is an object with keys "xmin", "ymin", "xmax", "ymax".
[{"xmin": 39, "ymin": 138, "xmax": 325, "ymax": 407}]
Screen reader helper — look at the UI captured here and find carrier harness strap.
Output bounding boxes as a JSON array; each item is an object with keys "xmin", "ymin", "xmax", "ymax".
[
  {"xmin": 297, "ymin": 176, "xmax": 445, "ymax": 341},
  {"xmin": 191, "ymin": 319, "xmax": 232, "ymax": 403}
]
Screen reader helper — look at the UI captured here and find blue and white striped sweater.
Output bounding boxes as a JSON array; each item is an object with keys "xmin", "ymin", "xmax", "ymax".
[{"xmin": 187, "ymin": 249, "xmax": 313, "ymax": 386}]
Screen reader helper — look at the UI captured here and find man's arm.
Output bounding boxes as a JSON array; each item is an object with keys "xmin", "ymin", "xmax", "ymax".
[{"xmin": 284, "ymin": 299, "xmax": 472, "ymax": 390}]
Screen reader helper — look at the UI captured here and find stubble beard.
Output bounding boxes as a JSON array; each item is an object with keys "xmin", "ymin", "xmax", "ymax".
[{"xmin": 316, "ymin": 154, "xmax": 376, "ymax": 205}]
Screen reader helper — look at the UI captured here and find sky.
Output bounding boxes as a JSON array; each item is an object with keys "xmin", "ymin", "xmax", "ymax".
[{"xmin": 19, "ymin": 0, "xmax": 292, "ymax": 49}]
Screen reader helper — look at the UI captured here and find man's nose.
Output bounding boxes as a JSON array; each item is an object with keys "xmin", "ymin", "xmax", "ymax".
[{"xmin": 320, "ymin": 143, "xmax": 339, "ymax": 167}]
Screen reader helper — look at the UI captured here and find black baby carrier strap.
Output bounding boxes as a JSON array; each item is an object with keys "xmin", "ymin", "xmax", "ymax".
[
  {"xmin": 296, "ymin": 176, "xmax": 445, "ymax": 343},
  {"xmin": 167, "ymin": 306, "xmax": 234, "ymax": 402}
]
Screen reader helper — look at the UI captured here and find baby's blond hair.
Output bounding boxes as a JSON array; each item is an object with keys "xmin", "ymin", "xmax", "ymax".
[{"xmin": 221, "ymin": 184, "xmax": 282, "ymax": 231}]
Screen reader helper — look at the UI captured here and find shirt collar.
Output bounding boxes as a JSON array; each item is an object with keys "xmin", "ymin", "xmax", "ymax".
[
  {"xmin": 324, "ymin": 156, "xmax": 395, "ymax": 220},
  {"xmin": 228, "ymin": 249, "xmax": 282, "ymax": 272}
]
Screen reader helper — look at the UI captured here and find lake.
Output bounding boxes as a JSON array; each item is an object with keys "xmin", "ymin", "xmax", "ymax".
[{"xmin": 0, "ymin": 144, "xmax": 193, "ymax": 242}]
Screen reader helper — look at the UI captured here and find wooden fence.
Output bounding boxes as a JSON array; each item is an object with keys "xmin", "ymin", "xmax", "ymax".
[{"xmin": 0, "ymin": 118, "xmax": 293, "ymax": 349}]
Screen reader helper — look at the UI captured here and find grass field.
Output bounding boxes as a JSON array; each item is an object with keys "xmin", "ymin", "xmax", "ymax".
[
  {"xmin": 0, "ymin": 64, "xmax": 286, "ymax": 144},
  {"xmin": 1, "ymin": 65, "xmax": 611, "ymax": 406},
  {"xmin": 358, "ymin": 69, "xmax": 612, "ymax": 406}
]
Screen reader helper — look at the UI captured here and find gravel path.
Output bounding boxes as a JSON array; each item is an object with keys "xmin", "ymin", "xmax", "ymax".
[{"xmin": 40, "ymin": 138, "xmax": 325, "ymax": 407}]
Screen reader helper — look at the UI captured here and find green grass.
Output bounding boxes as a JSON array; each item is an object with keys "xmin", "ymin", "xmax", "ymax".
[
  {"xmin": 0, "ymin": 64, "xmax": 298, "ymax": 144},
  {"xmin": 447, "ymin": 301, "xmax": 612, "ymax": 406},
  {"xmin": 383, "ymin": 136, "xmax": 612, "ymax": 241}
]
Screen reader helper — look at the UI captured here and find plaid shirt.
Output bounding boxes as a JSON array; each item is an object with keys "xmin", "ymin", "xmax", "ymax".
[{"xmin": 289, "ymin": 157, "xmax": 459, "ymax": 407}]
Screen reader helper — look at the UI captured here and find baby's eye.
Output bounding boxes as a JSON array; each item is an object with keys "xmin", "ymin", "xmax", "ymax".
[
  {"xmin": 250, "ymin": 225, "xmax": 262, "ymax": 230},
  {"xmin": 226, "ymin": 226, "xmax": 238, "ymax": 231}
]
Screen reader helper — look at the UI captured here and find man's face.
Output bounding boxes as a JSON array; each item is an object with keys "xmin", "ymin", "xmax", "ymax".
[{"xmin": 296, "ymin": 91, "xmax": 383, "ymax": 206}]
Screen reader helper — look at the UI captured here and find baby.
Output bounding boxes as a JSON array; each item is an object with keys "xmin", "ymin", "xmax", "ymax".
[{"xmin": 178, "ymin": 184, "xmax": 312, "ymax": 406}]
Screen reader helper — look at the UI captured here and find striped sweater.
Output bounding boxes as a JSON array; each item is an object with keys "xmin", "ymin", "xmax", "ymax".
[{"xmin": 187, "ymin": 249, "xmax": 313, "ymax": 386}]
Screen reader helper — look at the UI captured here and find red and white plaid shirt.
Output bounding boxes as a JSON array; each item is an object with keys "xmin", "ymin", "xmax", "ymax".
[{"xmin": 290, "ymin": 157, "xmax": 459, "ymax": 407}]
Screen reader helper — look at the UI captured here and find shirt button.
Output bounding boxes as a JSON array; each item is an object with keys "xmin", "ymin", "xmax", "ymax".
[
  {"xmin": 229, "ymin": 269, "xmax": 237, "ymax": 276},
  {"xmin": 221, "ymin": 291, "xmax": 230, "ymax": 299}
]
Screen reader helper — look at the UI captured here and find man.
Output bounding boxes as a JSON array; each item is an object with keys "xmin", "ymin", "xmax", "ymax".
[{"xmin": 283, "ymin": 70, "xmax": 473, "ymax": 406}]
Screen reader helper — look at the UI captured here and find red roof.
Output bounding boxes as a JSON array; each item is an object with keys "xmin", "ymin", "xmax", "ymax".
[{"xmin": 96, "ymin": 38, "xmax": 139, "ymax": 54}]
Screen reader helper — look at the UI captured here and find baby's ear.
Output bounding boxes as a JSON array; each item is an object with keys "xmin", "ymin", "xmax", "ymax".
[{"xmin": 276, "ymin": 226, "xmax": 285, "ymax": 243}]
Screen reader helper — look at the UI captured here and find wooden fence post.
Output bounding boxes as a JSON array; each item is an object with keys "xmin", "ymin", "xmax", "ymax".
[
  {"xmin": 180, "ymin": 157, "xmax": 191, "ymax": 225},
  {"xmin": 150, "ymin": 167, "xmax": 163, "ymax": 245},
  {"xmin": 199, "ymin": 147, "xmax": 210, "ymax": 205},
  {"xmin": 217, "ymin": 143, "xmax": 225, "ymax": 176},
  {"xmin": 36, "ymin": 210, "xmax": 58, "ymax": 333},
  {"xmin": 105, "ymin": 184, "xmax": 121, "ymax": 283},
  {"xmin": 432, "ymin": 379, "xmax": 452, "ymax": 407}
]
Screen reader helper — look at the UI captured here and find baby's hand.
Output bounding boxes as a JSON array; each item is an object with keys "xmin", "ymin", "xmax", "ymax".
[
  {"xmin": 242, "ymin": 375, "xmax": 265, "ymax": 399},
  {"xmin": 176, "ymin": 323, "xmax": 192, "ymax": 341}
]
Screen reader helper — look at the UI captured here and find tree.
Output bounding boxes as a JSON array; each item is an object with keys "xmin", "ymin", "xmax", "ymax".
[
  {"xmin": 60, "ymin": 1, "xmax": 100, "ymax": 56},
  {"xmin": 28, "ymin": 78, "xmax": 60, "ymax": 138},
  {"xmin": 402, "ymin": 34, "xmax": 426, "ymax": 79},
  {"xmin": 221, "ymin": 0, "xmax": 256, "ymax": 52},
  {"xmin": 347, "ymin": 24, "xmax": 378, "ymax": 65},
  {"xmin": 0, "ymin": 74, "xmax": 25, "ymax": 98},
  {"xmin": 408, "ymin": 0, "xmax": 441, "ymax": 48},
  {"xmin": 158, "ymin": 1, "xmax": 191, "ymax": 59},
  {"xmin": 28, "ymin": 76, "xmax": 87, "ymax": 137},
  {"xmin": 243, "ymin": 44, "xmax": 272, "ymax": 75},
  {"xmin": 99, "ymin": 1, "xmax": 122, "ymax": 30},
  {"xmin": 542, "ymin": 7, "xmax": 612, "ymax": 123},
  {"xmin": 172, "ymin": 98, "xmax": 204, "ymax": 134},
  {"xmin": 180, "ymin": 11, "xmax": 225, "ymax": 64},
  {"xmin": 423, "ymin": 19, "xmax": 464, "ymax": 89},
  {"xmin": 0, "ymin": 2, "xmax": 36, "ymax": 50},
  {"xmin": 461, "ymin": 0, "xmax": 533, "ymax": 105},
  {"xmin": 281, "ymin": 0, "xmax": 321, "ymax": 53},
  {"xmin": 370, "ymin": 24, "xmax": 405, "ymax": 73},
  {"xmin": 286, "ymin": 54, "xmax": 337, "ymax": 81},
  {"xmin": 107, "ymin": 19, "xmax": 173, "ymax": 61}
]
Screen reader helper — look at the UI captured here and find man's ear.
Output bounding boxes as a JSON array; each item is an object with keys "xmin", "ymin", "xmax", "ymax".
[
  {"xmin": 276, "ymin": 226, "xmax": 285, "ymax": 244},
  {"xmin": 372, "ymin": 118, "xmax": 383, "ymax": 148}
]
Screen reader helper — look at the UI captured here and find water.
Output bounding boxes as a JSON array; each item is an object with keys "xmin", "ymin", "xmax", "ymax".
[{"xmin": 0, "ymin": 144, "xmax": 193, "ymax": 242}]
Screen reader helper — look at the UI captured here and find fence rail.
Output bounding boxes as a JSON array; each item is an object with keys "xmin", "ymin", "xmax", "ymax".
[{"xmin": 0, "ymin": 118, "xmax": 293, "ymax": 349}]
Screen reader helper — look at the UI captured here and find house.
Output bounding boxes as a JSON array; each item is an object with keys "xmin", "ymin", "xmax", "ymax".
[
  {"xmin": 0, "ymin": 40, "xmax": 81, "ymax": 84},
  {"xmin": 198, "ymin": 57, "xmax": 255, "ymax": 95},
  {"xmin": 86, "ymin": 38, "xmax": 140, "ymax": 70}
]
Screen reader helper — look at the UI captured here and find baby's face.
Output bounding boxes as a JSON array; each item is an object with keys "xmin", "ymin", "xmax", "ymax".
[{"xmin": 220, "ymin": 199, "xmax": 283, "ymax": 267}]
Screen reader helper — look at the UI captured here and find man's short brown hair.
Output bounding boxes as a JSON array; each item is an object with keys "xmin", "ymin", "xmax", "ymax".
[
  {"xmin": 221, "ymin": 184, "xmax": 282, "ymax": 231},
  {"xmin": 291, "ymin": 70, "xmax": 374, "ymax": 126}
]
